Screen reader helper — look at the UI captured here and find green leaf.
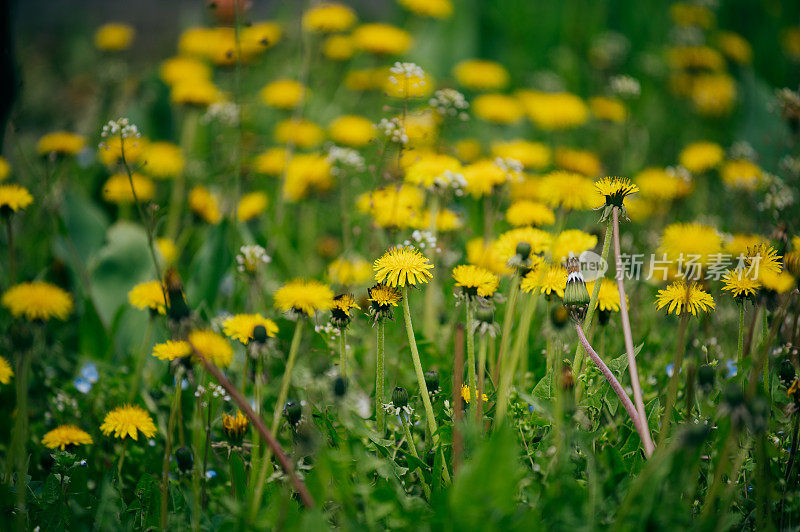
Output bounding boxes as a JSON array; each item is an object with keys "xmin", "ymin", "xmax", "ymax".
[
  {"xmin": 186, "ymin": 221, "xmax": 232, "ymax": 309},
  {"xmin": 44, "ymin": 474, "xmax": 61, "ymax": 506},
  {"xmin": 60, "ymin": 189, "xmax": 109, "ymax": 259}
]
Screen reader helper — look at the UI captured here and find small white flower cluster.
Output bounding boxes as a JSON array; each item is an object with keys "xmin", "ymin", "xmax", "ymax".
[
  {"xmin": 378, "ymin": 117, "xmax": 408, "ymax": 144},
  {"xmin": 666, "ymin": 165, "xmax": 693, "ymax": 185},
  {"xmin": 327, "ymin": 145, "xmax": 366, "ymax": 177},
  {"xmin": 383, "ymin": 402, "xmax": 414, "ymax": 418},
  {"xmin": 315, "ymin": 322, "xmax": 341, "ymax": 338},
  {"xmin": 779, "ymin": 155, "xmax": 800, "ymax": 179},
  {"xmin": 101, "ymin": 117, "xmax": 141, "ymax": 140},
  {"xmin": 388, "ymin": 61, "xmax": 426, "ymax": 86},
  {"xmin": 236, "ymin": 245, "xmax": 271, "ymax": 273},
  {"xmin": 758, "ymin": 174, "xmax": 795, "ymax": 214},
  {"xmin": 201, "ymin": 101, "xmax": 240, "ymax": 126},
  {"xmin": 494, "ymin": 157, "xmax": 524, "ymax": 182},
  {"xmin": 195, "ymin": 383, "xmax": 230, "ymax": 407},
  {"xmin": 729, "ymin": 141, "xmax": 757, "ymax": 161},
  {"xmin": 432, "ymin": 169, "xmax": 468, "ymax": 195},
  {"xmin": 429, "ymin": 88, "xmax": 469, "ymax": 120},
  {"xmin": 609, "ymin": 75, "xmax": 641, "ymax": 99},
  {"xmin": 404, "ymin": 230, "xmax": 439, "ymax": 252}
]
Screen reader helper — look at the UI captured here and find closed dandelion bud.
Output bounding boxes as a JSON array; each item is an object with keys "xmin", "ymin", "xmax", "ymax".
[
  {"xmin": 333, "ymin": 376, "xmax": 348, "ymax": 397},
  {"xmin": 392, "ymin": 386, "xmax": 409, "ymax": 408},
  {"xmin": 550, "ymin": 305, "xmax": 569, "ymax": 329},
  {"xmin": 165, "ymin": 268, "xmax": 190, "ymax": 321},
  {"xmin": 779, "ymin": 359, "xmax": 796, "ymax": 388},
  {"xmin": 515, "ymin": 242, "xmax": 532, "ymax": 261},
  {"xmin": 698, "ymin": 364, "xmax": 716, "ymax": 389},
  {"xmin": 475, "ymin": 306, "xmax": 494, "ymax": 324},
  {"xmin": 252, "ymin": 324, "xmax": 268, "ymax": 344},
  {"xmin": 564, "ymin": 254, "xmax": 589, "ymax": 320},
  {"xmin": 424, "ymin": 370, "xmax": 440, "ymax": 394},
  {"xmin": 176, "ymin": 446, "xmax": 193, "ymax": 473},
  {"xmin": 284, "ymin": 400, "xmax": 302, "ymax": 426}
]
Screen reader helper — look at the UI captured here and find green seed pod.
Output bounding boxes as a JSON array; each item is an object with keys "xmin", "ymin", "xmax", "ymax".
[
  {"xmin": 475, "ymin": 306, "xmax": 494, "ymax": 324},
  {"xmin": 333, "ymin": 376, "xmax": 348, "ymax": 397},
  {"xmin": 424, "ymin": 370, "xmax": 440, "ymax": 394},
  {"xmin": 284, "ymin": 400, "xmax": 302, "ymax": 426},
  {"xmin": 515, "ymin": 242, "xmax": 532, "ymax": 261},
  {"xmin": 175, "ymin": 446, "xmax": 194, "ymax": 473},
  {"xmin": 252, "ymin": 325, "xmax": 268, "ymax": 344},
  {"xmin": 392, "ymin": 386, "xmax": 409, "ymax": 408}
]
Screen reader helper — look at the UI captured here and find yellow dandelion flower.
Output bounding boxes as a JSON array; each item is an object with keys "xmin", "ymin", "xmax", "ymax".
[
  {"xmin": 141, "ymin": 142, "xmax": 185, "ymax": 179},
  {"xmin": 721, "ymin": 269, "xmax": 761, "ymax": 300},
  {"xmin": 452, "ymin": 264, "xmax": 499, "ymax": 298},
  {"xmin": 506, "ymin": 200, "xmax": 555, "ymax": 227},
  {"xmin": 127, "ymin": 280, "xmax": 166, "ymax": 314},
  {"xmin": 98, "ymin": 135, "xmax": 147, "ymax": 167},
  {"xmin": 679, "ymin": 141, "xmax": 724, "ymax": 174},
  {"xmin": 594, "ymin": 176, "xmax": 639, "ymax": 208},
  {"xmin": 655, "ymin": 281, "xmax": 715, "ymax": 316},
  {"xmin": 102, "ymin": 173, "xmax": 156, "ymax": 204},
  {"xmin": 472, "ymin": 93, "xmax": 524, "ymax": 124},
  {"xmin": 724, "ymin": 233, "xmax": 768, "ymax": 258},
  {"xmin": 274, "ymin": 118, "xmax": 324, "ymax": 149},
  {"xmin": 658, "ymin": 222, "xmax": 723, "ymax": 268},
  {"xmin": 467, "ymin": 237, "xmax": 506, "ymax": 275},
  {"xmin": 492, "ymin": 227, "xmax": 553, "ymax": 269},
  {"xmin": 237, "ymin": 191, "xmax": 269, "ymax": 222},
  {"xmin": 160, "ymin": 56, "xmax": 212, "ymax": 86},
  {"xmin": 373, "ymin": 246, "xmax": 434, "ymax": 287},
  {"xmin": 634, "ymin": 167, "xmax": 693, "ymax": 201},
  {"xmin": 100, "ymin": 405, "xmax": 157, "ymax": 440},
  {"xmin": 222, "ymin": 314, "xmax": 279, "ymax": 344},
  {"xmin": 352, "ymin": 23, "xmax": 412, "ymax": 55},
  {"xmin": 759, "ymin": 270, "xmax": 796, "ymax": 294},
  {"xmin": 328, "ymin": 115, "xmax": 375, "ymax": 147},
  {"xmin": 589, "ymin": 96, "xmax": 627, "ymax": 123},
  {"xmin": 551, "ymin": 230, "xmax": 598, "ymax": 264},
  {"xmin": 42, "ymin": 425, "xmax": 94, "ymax": 450},
  {"xmin": 668, "ymin": 45, "xmax": 724, "ymax": 71},
  {"xmin": 188, "ymin": 330, "xmax": 234, "ymax": 367},
  {"xmin": 274, "ymin": 279, "xmax": 335, "ymax": 316},
  {"xmin": 37, "ymin": 131, "xmax": 87, "ymax": 156},
  {"xmin": 283, "ymin": 153, "xmax": 332, "ymax": 202},
  {"xmin": 462, "ymin": 159, "xmax": 510, "ymax": 198},
  {"xmin": 327, "ymin": 256, "xmax": 372, "ymax": 286},
  {"xmin": 222, "ymin": 411, "xmax": 249, "ymax": 442},
  {"xmin": 398, "ymin": 0, "xmax": 452, "ymax": 18},
  {"xmin": 171, "ymin": 79, "xmax": 224, "ymax": 106},
  {"xmin": 253, "ymin": 147, "xmax": 289, "ymax": 176},
  {"xmin": 586, "ymin": 279, "xmax": 623, "ymax": 312},
  {"xmin": 403, "ymin": 110, "xmax": 439, "ymax": 146},
  {"xmin": 344, "ymin": 67, "xmax": 387, "ymax": 91},
  {"xmin": 302, "ymin": 2, "xmax": 357, "ymax": 33},
  {"xmin": 94, "ymin": 23, "xmax": 134, "ymax": 51},
  {"xmin": 490, "ymin": 139, "xmax": 550, "ymax": 170},
  {"xmin": 368, "ymin": 283, "xmax": 402, "ymax": 311},
  {"xmin": 453, "ymin": 59, "xmax": 509, "ymax": 91},
  {"xmin": 240, "ymin": 21, "xmax": 283, "ymax": 56},
  {"xmin": 691, "ymin": 74, "xmax": 736, "ymax": 116},
  {"xmin": 189, "ymin": 185, "xmax": 222, "ymax": 224},
  {"xmin": 521, "ymin": 264, "xmax": 568, "ymax": 298},
  {"xmin": 454, "ymin": 138, "xmax": 482, "ymax": 163},
  {"xmin": 383, "ymin": 70, "xmax": 435, "ymax": 100},
  {"xmin": 538, "ymin": 171, "xmax": 602, "ymax": 210},
  {"xmin": 747, "ymin": 243, "xmax": 783, "ymax": 277},
  {"xmin": 0, "ymin": 355, "xmax": 13, "ymax": 384},
  {"xmin": 670, "ymin": 3, "xmax": 714, "ymax": 29},
  {"xmin": 721, "ymin": 159, "xmax": 763, "ymax": 191},
  {"xmin": 404, "ymin": 153, "xmax": 462, "ymax": 188},
  {"xmin": 460, "ymin": 384, "xmax": 488, "ymax": 404},
  {"xmin": 323, "ymin": 34, "xmax": 355, "ymax": 61},
  {"xmin": 260, "ymin": 79, "xmax": 308, "ymax": 109},
  {"xmin": 2, "ymin": 282, "xmax": 73, "ymax": 321},
  {"xmin": 356, "ymin": 184, "xmax": 424, "ymax": 229},
  {"xmin": 555, "ymin": 147, "xmax": 602, "ymax": 177},
  {"xmin": 517, "ymin": 90, "xmax": 589, "ymax": 130},
  {"xmin": 152, "ymin": 340, "xmax": 192, "ymax": 361},
  {"xmin": 157, "ymin": 238, "xmax": 178, "ymax": 264},
  {"xmin": 332, "ymin": 294, "xmax": 360, "ymax": 321},
  {"xmin": 0, "ymin": 184, "xmax": 34, "ymax": 213},
  {"xmin": 410, "ymin": 208, "xmax": 463, "ymax": 232}
]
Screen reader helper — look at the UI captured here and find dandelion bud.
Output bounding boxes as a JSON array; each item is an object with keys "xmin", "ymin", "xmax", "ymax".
[
  {"xmin": 564, "ymin": 254, "xmax": 590, "ymax": 320},
  {"xmin": 475, "ymin": 306, "xmax": 494, "ymax": 324},
  {"xmin": 252, "ymin": 325, "xmax": 268, "ymax": 344},
  {"xmin": 779, "ymin": 359, "xmax": 796, "ymax": 389},
  {"xmin": 165, "ymin": 268, "xmax": 190, "ymax": 321},
  {"xmin": 424, "ymin": 370, "xmax": 440, "ymax": 394},
  {"xmin": 333, "ymin": 376, "xmax": 348, "ymax": 397},
  {"xmin": 284, "ymin": 400, "xmax": 302, "ymax": 426},
  {"xmin": 175, "ymin": 446, "xmax": 194, "ymax": 473},
  {"xmin": 392, "ymin": 386, "xmax": 409, "ymax": 408},
  {"xmin": 221, "ymin": 411, "xmax": 249, "ymax": 444},
  {"xmin": 515, "ymin": 242, "xmax": 532, "ymax": 261}
]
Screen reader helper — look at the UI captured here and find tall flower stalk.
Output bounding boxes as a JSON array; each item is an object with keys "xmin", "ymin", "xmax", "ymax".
[{"xmin": 376, "ymin": 322, "xmax": 386, "ymax": 433}]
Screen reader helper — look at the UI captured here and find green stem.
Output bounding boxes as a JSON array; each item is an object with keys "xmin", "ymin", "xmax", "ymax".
[
  {"xmin": 127, "ymin": 318, "xmax": 153, "ymax": 402},
  {"xmin": 574, "ymin": 217, "xmax": 612, "ymax": 402},
  {"xmin": 477, "ymin": 333, "xmax": 488, "ymax": 426},
  {"xmin": 160, "ymin": 367, "xmax": 184, "ymax": 530},
  {"xmin": 466, "ymin": 300, "xmax": 477, "ymax": 415},
  {"xmin": 340, "ymin": 329, "xmax": 347, "ymax": 380},
  {"xmin": 496, "ymin": 293, "xmax": 538, "ymax": 425},
  {"xmin": 12, "ymin": 349, "xmax": 31, "ymax": 531},
  {"xmin": 737, "ymin": 304, "xmax": 745, "ymax": 362},
  {"xmin": 6, "ymin": 219, "xmax": 15, "ymax": 284},
  {"xmin": 166, "ymin": 109, "xmax": 198, "ymax": 241},
  {"xmin": 401, "ymin": 286, "xmax": 451, "ymax": 485},
  {"xmin": 376, "ymin": 322, "xmax": 386, "ymax": 434},
  {"xmin": 761, "ymin": 307, "xmax": 769, "ymax": 398},
  {"xmin": 659, "ymin": 312, "xmax": 689, "ymax": 443},
  {"xmin": 495, "ymin": 272, "xmax": 520, "ymax": 382},
  {"xmin": 117, "ymin": 438, "xmax": 129, "ymax": 492},
  {"xmin": 423, "ymin": 195, "xmax": 440, "ymax": 340},
  {"xmin": 401, "ymin": 414, "xmax": 431, "ymax": 499},
  {"xmin": 271, "ymin": 319, "xmax": 304, "ymax": 434}
]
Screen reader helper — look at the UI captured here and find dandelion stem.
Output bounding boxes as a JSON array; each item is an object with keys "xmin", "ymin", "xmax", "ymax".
[
  {"xmin": 401, "ymin": 286, "xmax": 451, "ymax": 485},
  {"xmin": 574, "ymin": 323, "xmax": 652, "ymax": 457},
  {"xmin": 340, "ymin": 328, "xmax": 347, "ymax": 380},
  {"xmin": 400, "ymin": 413, "xmax": 431, "ymax": 500},
  {"xmin": 12, "ymin": 349, "xmax": 31, "ymax": 531},
  {"xmin": 117, "ymin": 438, "xmax": 129, "ymax": 491},
  {"xmin": 423, "ymin": 195, "xmax": 440, "ymax": 340},
  {"xmin": 494, "ymin": 272, "xmax": 520, "ymax": 382},
  {"xmin": 271, "ymin": 319, "xmax": 304, "ymax": 434},
  {"xmin": 127, "ymin": 317, "xmax": 153, "ymax": 402},
  {"xmin": 477, "ymin": 334, "xmax": 488, "ymax": 426},
  {"xmin": 496, "ymin": 293, "xmax": 537, "ymax": 425},
  {"xmin": 573, "ymin": 217, "xmax": 613, "ymax": 402},
  {"xmin": 761, "ymin": 307, "xmax": 770, "ymax": 398},
  {"xmin": 5, "ymin": 219, "xmax": 15, "ymax": 284},
  {"xmin": 737, "ymin": 304, "xmax": 745, "ymax": 362},
  {"xmin": 611, "ymin": 206, "xmax": 654, "ymax": 455},
  {"xmin": 376, "ymin": 321, "xmax": 386, "ymax": 434},
  {"xmin": 465, "ymin": 300, "xmax": 478, "ymax": 417},
  {"xmin": 659, "ymin": 311, "xmax": 689, "ymax": 444},
  {"xmin": 160, "ymin": 366, "xmax": 184, "ymax": 530}
]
